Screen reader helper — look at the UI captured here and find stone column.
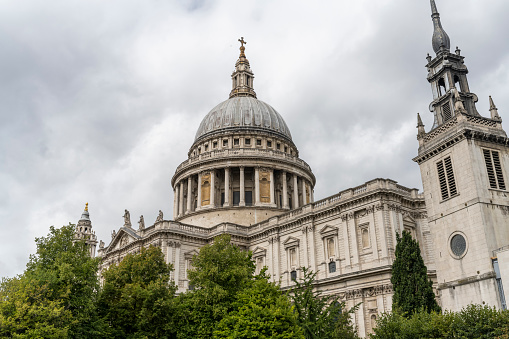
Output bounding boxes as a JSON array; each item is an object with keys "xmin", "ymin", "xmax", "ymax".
[
  {"xmin": 293, "ymin": 175, "xmax": 299, "ymax": 209},
  {"xmin": 269, "ymin": 169, "xmax": 275, "ymax": 206},
  {"xmin": 174, "ymin": 242, "xmax": 181, "ymax": 289},
  {"xmin": 239, "ymin": 166, "xmax": 245, "ymax": 206},
  {"xmin": 255, "ymin": 167, "xmax": 260, "ymax": 205},
  {"xmin": 301, "ymin": 178, "xmax": 307, "ymax": 205},
  {"xmin": 282, "ymin": 171, "xmax": 289, "ymax": 209},
  {"xmin": 175, "ymin": 185, "xmax": 180, "ymax": 217},
  {"xmin": 369, "ymin": 209, "xmax": 379, "ymax": 260},
  {"xmin": 210, "ymin": 169, "xmax": 215, "ymax": 207},
  {"xmin": 197, "ymin": 172, "xmax": 202, "ymax": 210},
  {"xmin": 348, "ymin": 215, "xmax": 359, "ymax": 267},
  {"xmin": 224, "ymin": 167, "xmax": 230, "ymax": 207},
  {"xmin": 186, "ymin": 176, "xmax": 192, "ymax": 214},
  {"xmin": 173, "ymin": 188, "xmax": 178, "ymax": 219},
  {"xmin": 179, "ymin": 181, "xmax": 185, "ymax": 216}
]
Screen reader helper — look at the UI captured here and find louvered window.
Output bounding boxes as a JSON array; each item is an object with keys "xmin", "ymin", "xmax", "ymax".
[
  {"xmin": 442, "ymin": 102, "xmax": 452, "ymax": 122},
  {"xmin": 436, "ymin": 156, "xmax": 458, "ymax": 200},
  {"xmin": 483, "ymin": 149, "xmax": 506, "ymax": 190}
]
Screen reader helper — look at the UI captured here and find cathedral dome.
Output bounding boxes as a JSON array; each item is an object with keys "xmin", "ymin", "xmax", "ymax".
[{"xmin": 194, "ymin": 96, "xmax": 292, "ymax": 143}]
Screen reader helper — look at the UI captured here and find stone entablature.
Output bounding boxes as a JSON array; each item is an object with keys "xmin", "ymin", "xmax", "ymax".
[{"xmin": 175, "ymin": 147, "xmax": 311, "ymax": 176}]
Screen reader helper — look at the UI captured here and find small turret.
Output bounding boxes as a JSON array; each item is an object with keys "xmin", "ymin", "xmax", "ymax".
[{"xmin": 74, "ymin": 203, "xmax": 98, "ymax": 257}]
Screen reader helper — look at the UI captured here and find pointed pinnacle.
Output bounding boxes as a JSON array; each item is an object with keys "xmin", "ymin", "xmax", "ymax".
[
  {"xmin": 417, "ymin": 113, "xmax": 424, "ymax": 126},
  {"xmin": 489, "ymin": 95, "xmax": 497, "ymax": 110},
  {"xmin": 430, "ymin": 0, "xmax": 438, "ymax": 15}
]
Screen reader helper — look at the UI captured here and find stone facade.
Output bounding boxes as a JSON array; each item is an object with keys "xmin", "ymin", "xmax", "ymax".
[{"xmin": 83, "ymin": 2, "xmax": 509, "ymax": 337}]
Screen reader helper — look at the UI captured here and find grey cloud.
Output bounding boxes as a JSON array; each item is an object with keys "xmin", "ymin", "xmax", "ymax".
[{"xmin": 1, "ymin": 0, "xmax": 508, "ymax": 278}]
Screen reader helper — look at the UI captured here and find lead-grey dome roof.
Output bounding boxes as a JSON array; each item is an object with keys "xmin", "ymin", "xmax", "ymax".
[{"xmin": 194, "ymin": 97, "xmax": 292, "ymax": 142}]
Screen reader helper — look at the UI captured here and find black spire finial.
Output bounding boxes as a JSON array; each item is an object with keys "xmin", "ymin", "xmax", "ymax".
[{"xmin": 430, "ymin": 0, "xmax": 451, "ymax": 54}]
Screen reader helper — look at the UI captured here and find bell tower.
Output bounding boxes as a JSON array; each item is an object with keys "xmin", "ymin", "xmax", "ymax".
[{"xmin": 414, "ymin": 0, "xmax": 509, "ymax": 311}]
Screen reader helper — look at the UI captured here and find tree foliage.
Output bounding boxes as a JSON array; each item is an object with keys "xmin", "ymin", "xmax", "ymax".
[
  {"xmin": 97, "ymin": 245, "xmax": 176, "ymax": 339},
  {"xmin": 0, "ymin": 224, "xmax": 101, "ymax": 338},
  {"xmin": 289, "ymin": 267, "xmax": 360, "ymax": 339},
  {"xmin": 370, "ymin": 304, "xmax": 509, "ymax": 339},
  {"xmin": 213, "ymin": 269, "xmax": 304, "ymax": 339},
  {"xmin": 173, "ymin": 234, "xmax": 256, "ymax": 338},
  {"xmin": 391, "ymin": 231, "xmax": 440, "ymax": 316}
]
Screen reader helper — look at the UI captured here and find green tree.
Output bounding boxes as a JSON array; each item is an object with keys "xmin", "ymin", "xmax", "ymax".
[
  {"xmin": 289, "ymin": 267, "xmax": 359, "ymax": 339},
  {"xmin": 213, "ymin": 269, "xmax": 304, "ymax": 339},
  {"xmin": 173, "ymin": 234, "xmax": 255, "ymax": 338},
  {"xmin": 391, "ymin": 230, "xmax": 440, "ymax": 316},
  {"xmin": 97, "ymin": 245, "xmax": 176, "ymax": 339},
  {"xmin": 370, "ymin": 304, "xmax": 509, "ymax": 339},
  {"xmin": 0, "ymin": 275, "xmax": 74, "ymax": 338},
  {"xmin": 0, "ymin": 224, "xmax": 101, "ymax": 338}
]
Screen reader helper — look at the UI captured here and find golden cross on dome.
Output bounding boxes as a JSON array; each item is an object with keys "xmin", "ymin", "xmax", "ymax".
[
  {"xmin": 85, "ymin": 202, "xmax": 88, "ymax": 211},
  {"xmin": 238, "ymin": 37, "xmax": 247, "ymax": 57}
]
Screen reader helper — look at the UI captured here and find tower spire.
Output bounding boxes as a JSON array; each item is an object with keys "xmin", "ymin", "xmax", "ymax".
[
  {"xmin": 229, "ymin": 37, "xmax": 257, "ymax": 99},
  {"xmin": 430, "ymin": 0, "xmax": 450, "ymax": 54}
]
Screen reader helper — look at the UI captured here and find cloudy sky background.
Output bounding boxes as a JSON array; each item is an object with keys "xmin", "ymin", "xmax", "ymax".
[{"xmin": 1, "ymin": 0, "xmax": 509, "ymax": 278}]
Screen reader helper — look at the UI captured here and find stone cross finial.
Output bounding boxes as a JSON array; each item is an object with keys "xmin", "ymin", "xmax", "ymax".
[{"xmin": 238, "ymin": 37, "xmax": 246, "ymax": 47}]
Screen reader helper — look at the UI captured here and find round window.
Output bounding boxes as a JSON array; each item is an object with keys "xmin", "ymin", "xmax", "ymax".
[{"xmin": 450, "ymin": 234, "xmax": 467, "ymax": 257}]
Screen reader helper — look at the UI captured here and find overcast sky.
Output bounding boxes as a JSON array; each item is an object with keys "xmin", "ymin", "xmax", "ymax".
[{"xmin": 1, "ymin": 0, "xmax": 508, "ymax": 278}]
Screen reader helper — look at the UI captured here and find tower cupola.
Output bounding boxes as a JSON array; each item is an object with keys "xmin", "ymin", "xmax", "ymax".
[
  {"xmin": 74, "ymin": 203, "xmax": 98, "ymax": 257},
  {"xmin": 229, "ymin": 37, "xmax": 257, "ymax": 99}
]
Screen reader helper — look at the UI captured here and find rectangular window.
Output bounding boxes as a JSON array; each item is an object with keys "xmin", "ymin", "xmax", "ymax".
[
  {"xmin": 277, "ymin": 143, "xmax": 281, "ymax": 150},
  {"xmin": 213, "ymin": 141, "xmax": 218, "ymax": 148},
  {"xmin": 256, "ymin": 139, "xmax": 262, "ymax": 146},
  {"xmin": 233, "ymin": 191, "xmax": 240, "ymax": 206},
  {"xmin": 223, "ymin": 139, "xmax": 228, "ymax": 147},
  {"xmin": 234, "ymin": 138, "xmax": 240, "ymax": 146},
  {"xmin": 484, "ymin": 149, "xmax": 506, "ymax": 190},
  {"xmin": 245, "ymin": 138, "xmax": 251, "ymax": 146},
  {"xmin": 204, "ymin": 144, "xmax": 208, "ymax": 151},
  {"xmin": 436, "ymin": 156, "xmax": 457, "ymax": 200},
  {"xmin": 267, "ymin": 140, "xmax": 272, "ymax": 148}
]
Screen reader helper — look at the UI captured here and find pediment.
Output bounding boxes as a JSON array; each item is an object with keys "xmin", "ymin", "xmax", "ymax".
[
  {"xmin": 252, "ymin": 246, "xmax": 266, "ymax": 257},
  {"xmin": 106, "ymin": 227, "xmax": 140, "ymax": 253},
  {"xmin": 283, "ymin": 236, "xmax": 300, "ymax": 249},
  {"xmin": 319, "ymin": 225, "xmax": 339, "ymax": 238}
]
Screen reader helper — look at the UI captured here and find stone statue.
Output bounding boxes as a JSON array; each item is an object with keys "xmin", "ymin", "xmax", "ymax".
[
  {"xmin": 99, "ymin": 240, "xmax": 105, "ymax": 248},
  {"xmin": 452, "ymin": 87, "xmax": 467, "ymax": 114},
  {"xmin": 138, "ymin": 215, "xmax": 145, "ymax": 230},
  {"xmin": 156, "ymin": 210, "xmax": 163, "ymax": 223},
  {"xmin": 123, "ymin": 209, "xmax": 131, "ymax": 228},
  {"xmin": 111, "ymin": 230, "xmax": 116, "ymax": 239}
]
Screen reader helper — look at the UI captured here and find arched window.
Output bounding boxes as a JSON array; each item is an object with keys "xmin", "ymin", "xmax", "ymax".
[{"xmin": 438, "ymin": 78, "xmax": 446, "ymax": 96}]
